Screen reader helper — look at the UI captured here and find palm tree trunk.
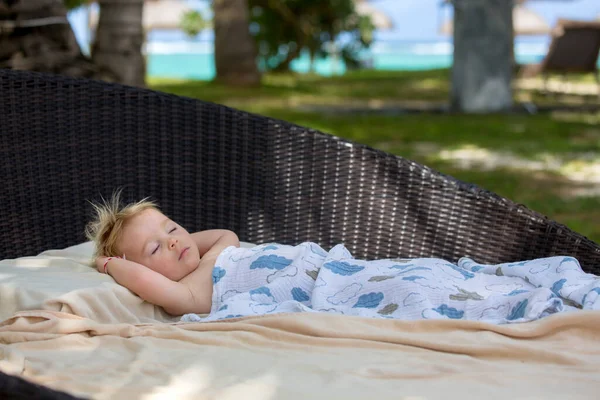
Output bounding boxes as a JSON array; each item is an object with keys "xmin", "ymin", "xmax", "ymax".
[
  {"xmin": 213, "ymin": 0, "xmax": 261, "ymax": 86},
  {"xmin": 0, "ymin": 0, "xmax": 114, "ymax": 80},
  {"xmin": 92, "ymin": 0, "xmax": 145, "ymax": 87},
  {"xmin": 451, "ymin": 0, "xmax": 514, "ymax": 113}
]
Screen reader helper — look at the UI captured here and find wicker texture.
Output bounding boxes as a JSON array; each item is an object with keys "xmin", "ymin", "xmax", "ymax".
[
  {"xmin": 0, "ymin": 370, "xmax": 85, "ymax": 400},
  {"xmin": 2, "ymin": 68, "xmax": 600, "ymax": 400},
  {"xmin": 1, "ymin": 69, "xmax": 600, "ymax": 273}
]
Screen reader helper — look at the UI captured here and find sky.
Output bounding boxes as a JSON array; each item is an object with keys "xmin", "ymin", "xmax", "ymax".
[
  {"xmin": 69, "ymin": 0, "xmax": 600, "ymax": 47},
  {"xmin": 370, "ymin": 0, "xmax": 600, "ymax": 40}
]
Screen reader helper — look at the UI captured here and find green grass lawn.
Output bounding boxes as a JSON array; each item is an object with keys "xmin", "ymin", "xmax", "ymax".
[{"xmin": 149, "ymin": 69, "xmax": 600, "ymax": 243}]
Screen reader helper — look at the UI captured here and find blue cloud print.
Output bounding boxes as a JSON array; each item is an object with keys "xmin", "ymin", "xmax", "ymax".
[
  {"xmin": 353, "ymin": 292, "xmax": 384, "ymax": 309},
  {"xmin": 432, "ymin": 304, "xmax": 464, "ymax": 319},
  {"xmin": 557, "ymin": 257, "xmax": 580, "ymax": 273},
  {"xmin": 250, "ymin": 286, "xmax": 275, "ymax": 303},
  {"xmin": 323, "ymin": 261, "xmax": 365, "ymax": 276},
  {"xmin": 551, "ymin": 279, "xmax": 566, "ymax": 296},
  {"xmin": 507, "ymin": 299, "xmax": 528, "ymax": 321},
  {"xmin": 582, "ymin": 287, "xmax": 600, "ymax": 308},
  {"xmin": 505, "ymin": 261, "xmax": 528, "ymax": 268},
  {"xmin": 212, "ymin": 267, "xmax": 226, "ymax": 284},
  {"xmin": 291, "ymin": 287, "xmax": 310, "ymax": 302},
  {"xmin": 250, "ymin": 255, "xmax": 293, "ymax": 270},
  {"xmin": 446, "ymin": 263, "xmax": 475, "ymax": 280},
  {"xmin": 388, "ymin": 263, "xmax": 416, "ymax": 270},
  {"xmin": 507, "ymin": 289, "xmax": 529, "ymax": 296},
  {"xmin": 402, "ymin": 275, "xmax": 425, "ymax": 282}
]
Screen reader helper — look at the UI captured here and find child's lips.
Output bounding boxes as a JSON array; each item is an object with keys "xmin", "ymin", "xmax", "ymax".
[{"xmin": 179, "ymin": 247, "xmax": 189, "ymax": 260}]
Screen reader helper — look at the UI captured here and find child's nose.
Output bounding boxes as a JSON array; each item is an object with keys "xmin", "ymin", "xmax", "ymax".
[{"xmin": 168, "ymin": 238, "xmax": 178, "ymax": 249}]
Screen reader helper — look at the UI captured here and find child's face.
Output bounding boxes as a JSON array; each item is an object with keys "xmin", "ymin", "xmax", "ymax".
[{"xmin": 117, "ymin": 208, "xmax": 201, "ymax": 281}]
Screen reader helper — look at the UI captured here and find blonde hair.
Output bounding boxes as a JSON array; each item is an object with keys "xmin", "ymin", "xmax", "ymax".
[{"xmin": 85, "ymin": 190, "xmax": 158, "ymax": 258}]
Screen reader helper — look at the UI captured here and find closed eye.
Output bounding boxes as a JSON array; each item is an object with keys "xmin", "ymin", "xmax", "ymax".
[{"xmin": 149, "ymin": 227, "xmax": 176, "ymax": 256}]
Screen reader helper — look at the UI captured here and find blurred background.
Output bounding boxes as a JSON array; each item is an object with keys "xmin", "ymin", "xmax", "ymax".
[
  {"xmin": 67, "ymin": 0, "xmax": 600, "ymax": 80},
  {"xmin": 2, "ymin": 0, "xmax": 600, "ymax": 242}
]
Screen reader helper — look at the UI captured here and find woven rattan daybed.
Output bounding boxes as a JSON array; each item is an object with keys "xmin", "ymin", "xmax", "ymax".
[{"xmin": 1, "ymin": 69, "xmax": 600, "ymax": 400}]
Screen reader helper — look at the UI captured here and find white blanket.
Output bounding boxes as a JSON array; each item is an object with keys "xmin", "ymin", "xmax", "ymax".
[
  {"xmin": 3, "ymin": 242, "xmax": 600, "ymax": 400},
  {"xmin": 182, "ymin": 242, "xmax": 600, "ymax": 324}
]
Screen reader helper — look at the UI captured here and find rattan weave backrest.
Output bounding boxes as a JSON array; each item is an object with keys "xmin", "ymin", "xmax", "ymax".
[{"xmin": 1, "ymin": 69, "xmax": 599, "ymax": 273}]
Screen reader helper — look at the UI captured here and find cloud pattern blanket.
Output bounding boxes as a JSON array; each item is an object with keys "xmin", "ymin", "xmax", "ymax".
[{"xmin": 181, "ymin": 242, "xmax": 600, "ymax": 324}]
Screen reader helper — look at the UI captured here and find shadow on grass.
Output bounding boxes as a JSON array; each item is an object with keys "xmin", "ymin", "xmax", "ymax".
[
  {"xmin": 251, "ymin": 109, "xmax": 600, "ymax": 159},
  {"xmin": 149, "ymin": 69, "xmax": 451, "ymax": 105}
]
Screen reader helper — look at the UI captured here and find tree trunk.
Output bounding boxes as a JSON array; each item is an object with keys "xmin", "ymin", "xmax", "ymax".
[
  {"xmin": 92, "ymin": 0, "xmax": 145, "ymax": 87},
  {"xmin": 0, "ymin": 0, "xmax": 114, "ymax": 80},
  {"xmin": 213, "ymin": 0, "xmax": 261, "ymax": 86},
  {"xmin": 451, "ymin": 0, "xmax": 514, "ymax": 113}
]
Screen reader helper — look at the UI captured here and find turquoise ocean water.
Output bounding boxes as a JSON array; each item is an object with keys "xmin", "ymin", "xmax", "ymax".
[{"xmin": 146, "ymin": 40, "xmax": 550, "ymax": 80}]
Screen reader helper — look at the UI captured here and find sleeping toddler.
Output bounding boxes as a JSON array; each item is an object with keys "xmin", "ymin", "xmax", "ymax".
[{"xmin": 86, "ymin": 192, "xmax": 600, "ymax": 323}]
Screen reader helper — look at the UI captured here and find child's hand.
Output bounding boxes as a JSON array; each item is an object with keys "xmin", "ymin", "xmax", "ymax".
[
  {"xmin": 95, "ymin": 255, "xmax": 125, "ymax": 274},
  {"xmin": 95, "ymin": 256, "xmax": 109, "ymax": 274}
]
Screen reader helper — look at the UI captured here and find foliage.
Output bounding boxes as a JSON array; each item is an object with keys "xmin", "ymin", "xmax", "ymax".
[
  {"xmin": 342, "ymin": 14, "xmax": 375, "ymax": 69},
  {"xmin": 64, "ymin": 0, "xmax": 88, "ymax": 10},
  {"xmin": 180, "ymin": 10, "xmax": 208, "ymax": 38},
  {"xmin": 248, "ymin": 0, "xmax": 375, "ymax": 72}
]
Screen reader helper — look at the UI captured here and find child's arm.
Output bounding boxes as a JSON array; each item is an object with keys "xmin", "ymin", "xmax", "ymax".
[
  {"xmin": 95, "ymin": 257, "xmax": 207, "ymax": 315},
  {"xmin": 191, "ymin": 229, "xmax": 240, "ymax": 259}
]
